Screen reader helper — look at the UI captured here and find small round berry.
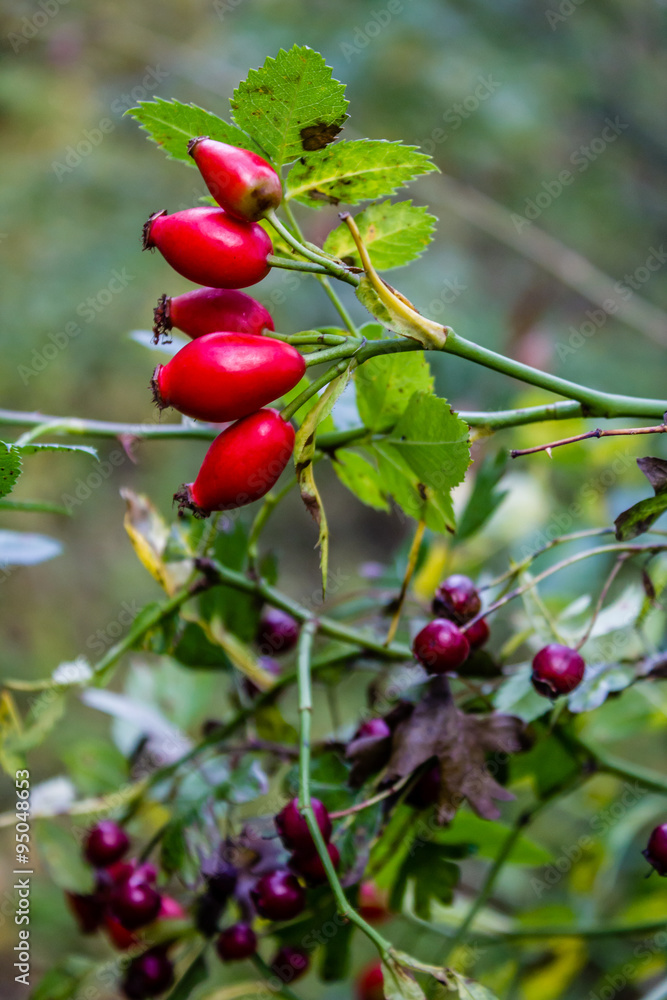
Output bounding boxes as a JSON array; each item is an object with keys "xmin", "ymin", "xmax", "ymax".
[
  {"xmin": 643, "ymin": 823, "xmax": 667, "ymax": 876},
  {"xmin": 356, "ymin": 961, "xmax": 386, "ymax": 1000},
  {"xmin": 157, "ymin": 895, "xmax": 186, "ymax": 920},
  {"xmin": 466, "ymin": 617, "xmax": 490, "ymax": 650},
  {"xmin": 250, "ymin": 869, "xmax": 306, "ymax": 921},
  {"xmin": 406, "ymin": 762, "xmax": 441, "ymax": 809},
  {"xmin": 270, "ymin": 945, "xmax": 310, "ymax": 983},
  {"xmin": 355, "ymin": 718, "xmax": 391, "ymax": 740},
  {"xmin": 358, "ymin": 881, "xmax": 391, "ymax": 925},
  {"xmin": 216, "ymin": 922, "xmax": 258, "ymax": 961},
  {"xmin": 205, "ymin": 862, "xmax": 238, "ymax": 902},
  {"xmin": 290, "ymin": 843, "xmax": 340, "ymax": 886},
  {"xmin": 257, "ymin": 608, "xmax": 300, "ymax": 656},
  {"xmin": 412, "ymin": 619, "xmax": 470, "ymax": 674},
  {"xmin": 275, "ymin": 798, "xmax": 332, "ymax": 851},
  {"xmin": 122, "ymin": 948, "xmax": 174, "ymax": 999},
  {"xmin": 110, "ymin": 880, "xmax": 162, "ymax": 930},
  {"xmin": 65, "ymin": 891, "xmax": 105, "ymax": 934},
  {"xmin": 83, "ymin": 820, "xmax": 130, "ymax": 867},
  {"xmin": 531, "ymin": 644, "xmax": 586, "ymax": 698},
  {"xmin": 432, "ymin": 574, "xmax": 481, "ymax": 624}
]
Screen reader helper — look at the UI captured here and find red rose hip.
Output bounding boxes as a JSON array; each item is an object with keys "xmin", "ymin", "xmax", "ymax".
[
  {"xmin": 275, "ymin": 797, "xmax": 332, "ymax": 851},
  {"xmin": 412, "ymin": 618, "xmax": 470, "ymax": 673},
  {"xmin": 216, "ymin": 922, "xmax": 258, "ymax": 961},
  {"xmin": 188, "ymin": 137, "xmax": 282, "ymax": 222},
  {"xmin": 151, "ymin": 332, "xmax": 305, "ymax": 423},
  {"xmin": 643, "ymin": 823, "xmax": 667, "ymax": 875},
  {"xmin": 250, "ymin": 869, "xmax": 306, "ymax": 921},
  {"xmin": 175, "ymin": 409, "xmax": 295, "ymax": 516},
  {"xmin": 83, "ymin": 820, "xmax": 130, "ymax": 867},
  {"xmin": 153, "ymin": 287, "xmax": 274, "ymax": 343},
  {"xmin": 143, "ymin": 207, "xmax": 272, "ymax": 289},
  {"xmin": 432, "ymin": 574, "xmax": 481, "ymax": 624},
  {"xmin": 531, "ymin": 644, "xmax": 585, "ymax": 698}
]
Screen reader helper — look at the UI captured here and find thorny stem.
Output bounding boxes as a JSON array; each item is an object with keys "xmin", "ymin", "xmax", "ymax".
[{"xmin": 511, "ymin": 421, "xmax": 667, "ymax": 458}]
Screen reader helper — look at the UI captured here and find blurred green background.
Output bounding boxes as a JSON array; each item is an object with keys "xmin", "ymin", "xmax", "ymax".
[{"xmin": 1, "ymin": 0, "xmax": 667, "ymax": 997}]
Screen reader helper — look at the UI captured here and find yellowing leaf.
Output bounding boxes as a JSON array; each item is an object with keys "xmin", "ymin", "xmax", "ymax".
[{"xmin": 122, "ymin": 488, "xmax": 192, "ymax": 595}]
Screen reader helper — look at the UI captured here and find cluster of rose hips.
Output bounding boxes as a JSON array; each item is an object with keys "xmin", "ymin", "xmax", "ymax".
[
  {"xmin": 411, "ymin": 573, "xmax": 586, "ymax": 699},
  {"xmin": 66, "ymin": 820, "xmax": 184, "ymax": 998},
  {"xmin": 142, "ymin": 138, "xmax": 306, "ymax": 517}
]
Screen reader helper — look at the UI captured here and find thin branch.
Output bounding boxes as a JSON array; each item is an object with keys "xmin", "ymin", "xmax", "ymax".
[
  {"xmin": 575, "ymin": 552, "xmax": 630, "ymax": 651},
  {"xmin": 511, "ymin": 422, "xmax": 667, "ymax": 458},
  {"xmin": 329, "ymin": 777, "xmax": 410, "ymax": 819}
]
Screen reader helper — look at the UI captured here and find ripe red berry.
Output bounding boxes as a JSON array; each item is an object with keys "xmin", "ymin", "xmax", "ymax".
[
  {"xmin": 270, "ymin": 945, "xmax": 310, "ymax": 983},
  {"xmin": 355, "ymin": 718, "xmax": 391, "ymax": 740},
  {"xmin": 216, "ymin": 922, "xmax": 258, "ymax": 961},
  {"xmin": 122, "ymin": 947, "xmax": 174, "ymax": 999},
  {"xmin": 432, "ymin": 574, "xmax": 481, "ymax": 624},
  {"xmin": 466, "ymin": 617, "xmax": 490, "ymax": 650},
  {"xmin": 175, "ymin": 409, "xmax": 295, "ymax": 516},
  {"xmin": 153, "ymin": 287, "xmax": 274, "ymax": 343},
  {"xmin": 257, "ymin": 608, "xmax": 300, "ymax": 656},
  {"xmin": 250, "ymin": 869, "xmax": 306, "ymax": 921},
  {"xmin": 406, "ymin": 762, "xmax": 441, "ymax": 809},
  {"xmin": 109, "ymin": 879, "xmax": 162, "ymax": 930},
  {"xmin": 412, "ymin": 618, "xmax": 470, "ymax": 673},
  {"xmin": 83, "ymin": 820, "xmax": 130, "ymax": 867},
  {"xmin": 143, "ymin": 207, "xmax": 272, "ymax": 289},
  {"xmin": 643, "ymin": 824, "xmax": 667, "ymax": 875},
  {"xmin": 151, "ymin": 332, "xmax": 305, "ymax": 424},
  {"xmin": 356, "ymin": 961, "xmax": 386, "ymax": 1000},
  {"xmin": 531, "ymin": 644, "xmax": 586, "ymax": 698},
  {"xmin": 188, "ymin": 137, "xmax": 282, "ymax": 222},
  {"xmin": 275, "ymin": 798, "xmax": 332, "ymax": 851},
  {"xmin": 290, "ymin": 842, "xmax": 340, "ymax": 886},
  {"xmin": 65, "ymin": 891, "xmax": 105, "ymax": 934}
]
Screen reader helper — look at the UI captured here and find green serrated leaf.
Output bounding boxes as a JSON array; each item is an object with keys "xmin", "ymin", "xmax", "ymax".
[
  {"xmin": 16, "ymin": 442, "xmax": 98, "ymax": 460},
  {"xmin": 324, "ymin": 200, "xmax": 436, "ymax": 270},
  {"xmin": 287, "ymin": 140, "xmax": 437, "ymax": 207},
  {"xmin": 356, "ymin": 350, "xmax": 433, "ymax": 432},
  {"xmin": 128, "ymin": 97, "xmax": 264, "ymax": 163},
  {"xmin": 0, "ymin": 443, "xmax": 22, "ymax": 498},
  {"xmin": 332, "ymin": 449, "xmax": 389, "ymax": 511},
  {"xmin": 231, "ymin": 45, "xmax": 348, "ymax": 168}
]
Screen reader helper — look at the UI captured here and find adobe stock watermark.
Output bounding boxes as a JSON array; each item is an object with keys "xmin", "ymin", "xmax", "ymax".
[
  {"xmin": 340, "ymin": 0, "xmax": 404, "ymax": 62},
  {"xmin": 212, "ymin": 0, "xmax": 244, "ymax": 20},
  {"xmin": 512, "ymin": 118, "xmax": 629, "ymax": 232},
  {"xmin": 7, "ymin": 0, "xmax": 71, "ymax": 54},
  {"xmin": 546, "ymin": 0, "xmax": 586, "ymax": 31},
  {"xmin": 418, "ymin": 76, "xmax": 501, "ymax": 156}
]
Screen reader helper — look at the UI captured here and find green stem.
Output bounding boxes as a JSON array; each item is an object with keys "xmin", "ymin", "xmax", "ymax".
[
  {"xmin": 303, "ymin": 342, "xmax": 360, "ymax": 368},
  {"xmin": 247, "ymin": 475, "xmax": 298, "ymax": 568},
  {"xmin": 266, "ymin": 210, "xmax": 358, "ymax": 287},
  {"xmin": 267, "ymin": 254, "xmax": 336, "ymax": 278},
  {"xmin": 296, "ymin": 618, "xmax": 393, "ymax": 958},
  {"xmin": 269, "ymin": 331, "xmax": 350, "ymax": 346},
  {"xmin": 281, "ymin": 358, "xmax": 352, "ymax": 422}
]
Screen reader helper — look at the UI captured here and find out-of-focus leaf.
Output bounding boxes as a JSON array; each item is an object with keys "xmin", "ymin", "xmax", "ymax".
[
  {"xmin": 615, "ymin": 457, "xmax": 667, "ymax": 540},
  {"xmin": 0, "ymin": 690, "xmax": 25, "ymax": 775},
  {"xmin": 254, "ymin": 705, "xmax": 298, "ymax": 744},
  {"xmin": 381, "ymin": 957, "xmax": 428, "ymax": 1000},
  {"xmin": 0, "ymin": 530, "xmax": 63, "ymax": 567},
  {"xmin": 493, "ymin": 665, "xmax": 550, "ymax": 724},
  {"xmin": 122, "ymin": 488, "xmax": 192, "ymax": 595},
  {"xmin": 285, "ymin": 752, "xmax": 352, "ymax": 812},
  {"xmin": 567, "ymin": 661, "xmax": 635, "ymax": 713},
  {"xmin": 432, "ymin": 810, "xmax": 552, "ymax": 865},
  {"xmin": 165, "ymin": 951, "xmax": 209, "ymax": 1000},
  {"xmin": 62, "ymin": 739, "xmax": 128, "ymax": 796},
  {"xmin": 456, "ymin": 451, "xmax": 508, "ymax": 541},
  {"xmin": 510, "ymin": 730, "xmax": 580, "ymax": 798},
  {"xmin": 390, "ymin": 842, "xmax": 460, "ymax": 918},
  {"xmin": 171, "ymin": 621, "xmax": 232, "ymax": 670},
  {"xmin": 332, "ymin": 448, "xmax": 389, "ymax": 511},
  {"xmin": 35, "ymin": 819, "xmax": 95, "ymax": 893},
  {"xmin": 320, "ymin": 915, "xmax": 354, "ymax": 981},
  {"xmin": 30, "ymin": 957, "xmax": 95, "ymax": 1000}
]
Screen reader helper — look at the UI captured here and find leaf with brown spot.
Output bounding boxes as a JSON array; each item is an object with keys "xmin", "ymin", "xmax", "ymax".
[{"xmin": 300, "ymin": 121, "xmax": 344, "ymax": 151}]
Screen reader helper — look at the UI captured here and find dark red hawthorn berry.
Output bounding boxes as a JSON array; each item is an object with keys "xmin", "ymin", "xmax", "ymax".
[
  {"xmin": 275, "ymin": 797, "xmax": 332, "ymax": 851},
  {"xmin": 83, "ymin": 820, "xmax": 130, "ymax": 867},
  {"xmin": 188, "ymin": 137, "xmax": 282, "ymax": 222},
  {"xmin": 109, "ymin": 879, "xmax": 162, "ymax": 930},
  {"xmin": 142, "ymin": 208, "xmax": 273, "ymax": 289},
  {"xmin": 250, "ymin": 869, "xmax": 306, "ymax": 921},
  {"xmin": 216, "ymin": 922, "xmax": 258, "ymax": 961},
  {"xmin": 174, "ymin": 409, "xmax": 295, "ymax": 516},
  {"xmin": 152, "ymin": 287, "xmax": 274, "ymax": 343},
  {"xmin": 406, "ymin": 761, "xmax": 441, "ymax": 809},
  {"xmin": 65, "ymin": 891, "xmax": 105, "ymax": 934},
  {"xmin": 356, "ymin": 961, "xmax": 386, "ymax": 1000},
  {"xmin": 466, "ymin": 617, "xmax": 490, "ymax": 650},
  {"xmin": 432, "ymin": 574, "xmax": 481, "ymax": 624},
  {"xmin": 270, "ymin": 945, "xmax": 310, "ymax": 983},
  {"xmin": 531, "ymin": 643, "xmax": 586, "ymax": 698},
  {"xmin": 290, "ymin": 842, "xmax": 340, "ymax": 886},
  {"xmin": 205, "ymin": 862, "xmax": 238, "ymax": 902},
  {"xmin": 122, "ymin": 947, "xmax": 174, "ymax": 999},
  {"xmin": 151, "ymin": 332, "xmax": 305, "ymax": 424},
  {"xmin": 412, "ymin": 618, "xmax": 470, "ymax": 674},
  {"xmin": 256, "ymin": 608, "xmax": 301, "ymax": 656},
  {"xmin": 643, "ymin": 823, "xmax": 667, "ymax": 875},
  {"xmin": 355, "ymin": 718, "xmax": 391, "ymax": 740}
]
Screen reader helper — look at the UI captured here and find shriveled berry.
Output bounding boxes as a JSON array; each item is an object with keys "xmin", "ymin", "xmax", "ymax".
[
  {"xmin": 250, "ymin": 869, "xmax": 306, "ymax": 921},
  {"xmin": 355, "ymin": 718, "xmax": 391, "ymax": 740},
  {"xmin": 531, "ymin": 644, "xmax": 586, "ymax": 698},
  {"xmin": 188, "ymin": 137, "xmax": 282, "ymax": 222},
  {"xmin": 257, "ymin": 608, "xmax": 300, "ymax": 656},
  {"xmin": 83, "ymin": 820, "xmax": 130, "ymax": 867},
  {"xmin": 110, "ymin": 879, "xmax": 162, "ymax": 930},
  {"xmin": 143, "ymin": 208, "xmax": 272, "ymax": 289},
  {"xmin": 65, "ymin": 891, "xmax": 105, "ymax": 934},
  {"xmin": 643, "ymin": 823, "xmax": 667, "ymax": 875},
  {"xmin": 174, "ymin": 409, "xmax": 295, "ymax": 516},
  {"xmin": 151, "ymin": 332, "xmax": 305, "ymax": 423},
  {"xmin": 357, "ymin": 961, "xmax": 386, "ymax": 1000},
  {"xmin": 122, "ymin": 947, "xmax": 174, "ymax": 999},
  {"xmin": 216, "ymin": 922, "xmax": 258, "ymax": 961},
  {"xmin": 153, "ymin": 287, "xmax": 274, "ymax": 343},
  {"xmin": 432, "ymin": 574, "xmax": 481, "ymax": 624},
  {"xmin": 466, "ymin": 617, "xmax": 490, "ymax": 650},
  {"xmin": 290, "ymin": 842, "xmax": 340, "ymax": 886},
  {"xmin": 412, "ymin": 618, "xmax": 470, "ymax": 674},
  {"xmin": 406, "ymin": 762, "xmax": 441, "ymax": 809},
  {"xmin": 275, "ymin": 797, "xmax": 332, "ymax": 851},
  {"xmin": 270, "ymin": 945, "xmax": 310, "ymax": 983}
]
